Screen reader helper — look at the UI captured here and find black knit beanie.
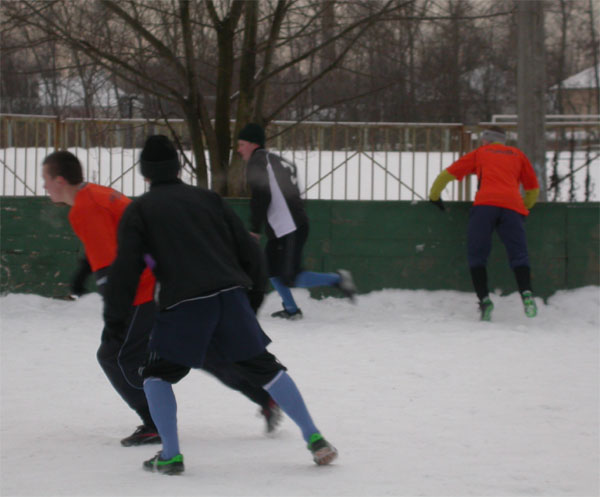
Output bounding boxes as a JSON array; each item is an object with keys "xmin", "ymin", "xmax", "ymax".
[
  {"xmin": 238, "ymin": 123, "xmax": 265, "ymax": 148},
  {"xmin": 140, "ymin": 135, "xmax": 180, "ymax": 182}
]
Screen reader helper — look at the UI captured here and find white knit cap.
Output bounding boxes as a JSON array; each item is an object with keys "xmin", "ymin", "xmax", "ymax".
[{"xmin": 481, "ymin": 128, "xmax": 506, "ymax": 144}]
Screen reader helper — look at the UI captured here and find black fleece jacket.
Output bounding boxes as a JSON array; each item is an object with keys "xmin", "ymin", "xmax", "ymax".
[{"xmin": 103, "ymin": 179, "xmax": 267, "ymax": 330}]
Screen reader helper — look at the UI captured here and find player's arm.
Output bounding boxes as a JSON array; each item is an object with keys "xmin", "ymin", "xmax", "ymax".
[
  {"xmin": 429, "ymin": 170, "xmax": 456, "ymax": 201},
  {"xmin": 103, "ymin": 203, "xmax": 147, "ymax": 333},
  {"xmin": 523, "ymin": 188, "xmax": 539, "ymax": 209},
  {"xmin": 70, "ymin": 204, "xmax": 120, "ymax": 296},
  {"xmin": 246, "ymin": 153, "xmax": 271, "ymax": 234},
  {"xmin": 519, "ymin": 152, "xmax": 541, "ymax": 210},
  {"xmin": 223, "ymin": 197, "xmax": 268, "ymax": 313},
  {"xmin": 70, "ymin": 256, "xmax": 92, "ymax": 297}
]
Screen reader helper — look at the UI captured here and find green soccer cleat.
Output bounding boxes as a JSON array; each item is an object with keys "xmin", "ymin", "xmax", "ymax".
[
  {"xmin": 143, "ymin": 452, "xmax": 184, "ymax": 475},
  {"xmin": 521, "ymin": 291, "xmax": 537, "ymax": 318},
  {"xmin": 307, "ymin": 433, "xmax": 338, "ymax": 466},
  {"xmin": 479, "ymin": 297, "xmax": 494, "ymax": 321}
]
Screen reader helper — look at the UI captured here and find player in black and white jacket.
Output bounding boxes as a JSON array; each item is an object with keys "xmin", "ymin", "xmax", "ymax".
[{"xmin": 238, "ymin": 123, "xmax": 357, "ymax": 320}]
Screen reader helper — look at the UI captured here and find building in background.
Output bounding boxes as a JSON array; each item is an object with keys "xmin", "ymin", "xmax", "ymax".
[{"xmin": 549, "ymin": 64, "xmax": 600, "ymax": 115}]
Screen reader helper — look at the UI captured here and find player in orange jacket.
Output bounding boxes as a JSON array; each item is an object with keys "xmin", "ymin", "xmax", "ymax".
[
  {"xmin": 429, "ymin": 126, "xmax": 540, "ymax": 321},
  {"xmin": 42, "ymin": 151, "xmax": 281, "ymax": 446}
]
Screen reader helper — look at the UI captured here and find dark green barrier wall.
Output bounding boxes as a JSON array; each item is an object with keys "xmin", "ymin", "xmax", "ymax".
[{"xmin": 1, "ymin": 197, "xmax": 598, "ymax": 299}]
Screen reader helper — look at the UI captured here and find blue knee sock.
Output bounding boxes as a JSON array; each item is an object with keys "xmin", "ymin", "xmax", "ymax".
[
  {"xmin": 143, "ymin": 378, "xmax": 180, "ymax": 459},
  {"xmin": 270, "ymin": 277, "xmax": 298, "ymax": 313},
  {"xmin": 264, "ymin": 371, "xmax": 319, "ymax": 443},
  {"xmin": 294, "ymin": 271, "xmax": 340, "ymax": 288}
]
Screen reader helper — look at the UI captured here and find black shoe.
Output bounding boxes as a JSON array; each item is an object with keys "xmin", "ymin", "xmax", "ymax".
[
  {"xmin": 271, "ymin": 308, "xmax": 303, "ymax": 320},
  {"xmin": 121, "ymin": 425, "xmax": 161, "ymax": 447},
  {"xmin": 307, "ymin": 433, "xmax": 338, "ymax": 465},
  {"xmin": 260, "ymin": 398, "xmax": 282, "ymax": 433},
  {"xmin": 143, "ymin": 452, "xmax": 184, "ymax": 475},
  {"xmin": 336, "ymin": 269, "xmax": 357, "ymax": 302}
]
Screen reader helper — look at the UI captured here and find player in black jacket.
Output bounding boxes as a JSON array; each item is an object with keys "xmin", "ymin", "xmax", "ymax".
[
  {"xmin": 238, "ymin": 123, "xmax": 357, "ymax": 320},
  {"xmin": 103, "ymin": 135, "xmax": 337, "ymax": 475}
]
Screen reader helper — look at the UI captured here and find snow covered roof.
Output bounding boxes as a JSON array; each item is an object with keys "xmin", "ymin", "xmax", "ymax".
[
  {"xmin": 38, "ymin": 72, "xmax": 131, "ymax": 109},
  {"xmin": 550, "ymin": 64, "xmax": 600, "ymax": 90}
]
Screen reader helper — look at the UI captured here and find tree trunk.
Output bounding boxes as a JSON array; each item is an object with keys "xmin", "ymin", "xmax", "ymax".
[
  {"xmin": 211, "ymin": 1, "xmax": 244, "ymax": 196},
  {"xmin": 185, "ymin": 110, "xmax": 208, "ymax": 187},
  {"xmin": 588, "ymin": 0, "xmax": 600, "ymax": 114},
  {"xmin": 517, "ymin": 0, "xmax": 547, "ymax": 200},
  {"xmin": 228, "ymin": 0, "xmax": 258, "ymax": 197}
]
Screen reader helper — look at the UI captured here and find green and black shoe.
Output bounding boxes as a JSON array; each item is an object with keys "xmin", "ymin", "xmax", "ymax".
[
  {"xmin": 143, "ymin": 452, "xmax": 184, "ymax": 475},
  {"xmin": 307, "ymin": 433, "xmax": 338, "ymax": 466},
  {"xmin": 521, "ymin": 291, "xmax": 537, "ymax": 318},
  {"xmin": 479, "ymin": 297, "xmax": 494, "ymax": 322}
]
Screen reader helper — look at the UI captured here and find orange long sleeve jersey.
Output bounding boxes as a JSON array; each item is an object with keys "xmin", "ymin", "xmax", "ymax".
[
  {"xmin": 68, "ymin": 183, "xmax": 154, "ymax": 305},
  {"xmin": 446, "ymin": 143, "xmax": 539, "ymax": 216}
]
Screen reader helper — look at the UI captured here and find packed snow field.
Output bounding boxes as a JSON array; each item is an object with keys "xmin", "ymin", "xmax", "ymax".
[{"xmin": 1, "ymin": 287, "xmax": 599, "ymax": 497}]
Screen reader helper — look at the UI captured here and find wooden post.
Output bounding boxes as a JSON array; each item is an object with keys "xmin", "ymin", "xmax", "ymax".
[{"xmin": 517, "ymin": 0, "xmax": 547, "ymax": 200}]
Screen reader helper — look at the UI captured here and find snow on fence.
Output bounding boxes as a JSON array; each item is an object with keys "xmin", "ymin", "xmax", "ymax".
[{"xmin": 1, "ymin": 115, "xmax": 598, "ymax": 201}]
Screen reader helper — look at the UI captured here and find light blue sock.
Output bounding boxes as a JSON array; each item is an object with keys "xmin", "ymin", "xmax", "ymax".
[
  {"xmin": 143, "ymin": 378, "xmax": 180, "ymax": 459},
  {"xmin": 294, "ymin": 271, "xmax": 340, "ymax": 288},
  {"xmin": 264, "ymin": 371, "xmax": 319, "ymax": 443},
  {"xmin": 270, "ymin": 277, "xmax": 298, "ymax": 313}
]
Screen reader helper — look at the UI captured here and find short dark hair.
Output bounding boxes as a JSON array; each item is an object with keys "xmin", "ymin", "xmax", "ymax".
[{"xmin": 43, "ymin": 151, "xmax": 84, "ymax": 185}]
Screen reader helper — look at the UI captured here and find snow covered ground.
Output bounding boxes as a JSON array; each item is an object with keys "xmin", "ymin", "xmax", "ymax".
[{"xmin": 1, "ymin": 287, "xmax": 599, "ymax": 497}]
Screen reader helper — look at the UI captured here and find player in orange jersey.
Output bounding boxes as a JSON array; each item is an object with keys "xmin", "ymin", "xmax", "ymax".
[
  {"xmin": 429, "ymin": 126, "xmax": 540, "ymax": 321},
  {"xmin": 42, "ymin": 151, "xmax": 281, "ymax": 446}
]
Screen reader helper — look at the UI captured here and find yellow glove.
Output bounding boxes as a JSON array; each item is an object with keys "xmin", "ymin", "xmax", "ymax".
[
  {"xmin": 429, "ymin": 170, "xmax": 456, "ymax": 201},
  {"xmin": 523, "ymin": 188, "xmax": 539, "ymax": 210}
]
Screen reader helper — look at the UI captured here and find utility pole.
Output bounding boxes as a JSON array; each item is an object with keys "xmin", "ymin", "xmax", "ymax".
[{"xmin": 517, "ymin": 0, "xmax": 547, "ymax": 200}]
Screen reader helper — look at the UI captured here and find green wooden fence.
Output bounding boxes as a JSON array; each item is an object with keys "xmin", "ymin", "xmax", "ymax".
[{"xmin": 1, "ymin": 197, "xmax": 598, "ymax": 299}]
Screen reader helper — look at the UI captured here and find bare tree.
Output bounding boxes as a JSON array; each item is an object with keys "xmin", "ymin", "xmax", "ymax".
[
  {"xmin": 587, "ymin": 0, "xmax": 599, "ymax": 114},
  {"xmin": 517, "ymin": 0, "xmax": 547, "ymax": 200},
  {"xmin": 2, "ymin": 0, "xmax": 402, "ymax": 195}
]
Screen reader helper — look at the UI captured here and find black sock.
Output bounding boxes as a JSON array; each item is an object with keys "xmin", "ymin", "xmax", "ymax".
[
  {"xmin": 513, "ymin": 265, "xmax": 532, "ymax": 294},
  {"xmin": 470, "ymin": 266, "xmax": 489, "ymax": 301}
]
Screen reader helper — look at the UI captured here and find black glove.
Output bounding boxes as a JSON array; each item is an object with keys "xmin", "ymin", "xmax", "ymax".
[
  {"xmin": 70, "ymin": 257, "xmax": 92, "ymax": 297},
  {"xmin": 247, "ymin": 289, "xmax": 265, "ymax": 314},
  {"xmin": 429, "ymin": 198, "xmax": 445, "ymax": 211}
]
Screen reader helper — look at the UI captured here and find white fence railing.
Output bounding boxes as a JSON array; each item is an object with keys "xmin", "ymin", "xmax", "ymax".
[{"xmin": 1, "ymin": 115, "xmax": 598, "ymax": 201}]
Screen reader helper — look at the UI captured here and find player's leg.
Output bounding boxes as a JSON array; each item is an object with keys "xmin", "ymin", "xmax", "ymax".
[
  {"xmin": 234, "ymin": 351, "xmax": 338, "ymax": 465},
  {"xmin": 141, "ymin": 357, "xmax": 190, "ymax": 475},
  {"xmin": 266, "ymin": 233, "xmax": 302, "ymax": 318},
  {"xmin": 97, "ymin": 304, "xmax": 158, "ymax": 445},
  {"xmin": 202, "ymin": 349, "xmax": 281, "ymax": 432},
  {"xmin": 467, "ymin": 206, "xmax": 498, "ymax": 320},
  {"xmin": 496, "ymin": 209, "xmax": 537, "ymax": 317}
]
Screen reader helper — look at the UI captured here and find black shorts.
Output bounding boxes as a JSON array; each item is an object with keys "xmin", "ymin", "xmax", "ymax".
[
  {"xmin": 142, "ymin": 350, "xmax": 286, "ymax": 387},
  {"xmin": 149, "ymin": 287, "xmax": 271, "ymax": 368},
  {"xmin": 141, "ymin": 354, "xmax": 190, "ymax": 384},
  {"xmin": 265, "ymin": 223, "xmax": 308, "ymax": 285}
]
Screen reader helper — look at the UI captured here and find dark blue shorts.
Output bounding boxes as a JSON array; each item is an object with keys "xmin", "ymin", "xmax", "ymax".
[
  {"xmin": 149, "ymin": 287, "xmax": 271, "ymax": 368},
  {"xmin": 467, "ymin": 205, "xmax": 529, "ymax": 269}
]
